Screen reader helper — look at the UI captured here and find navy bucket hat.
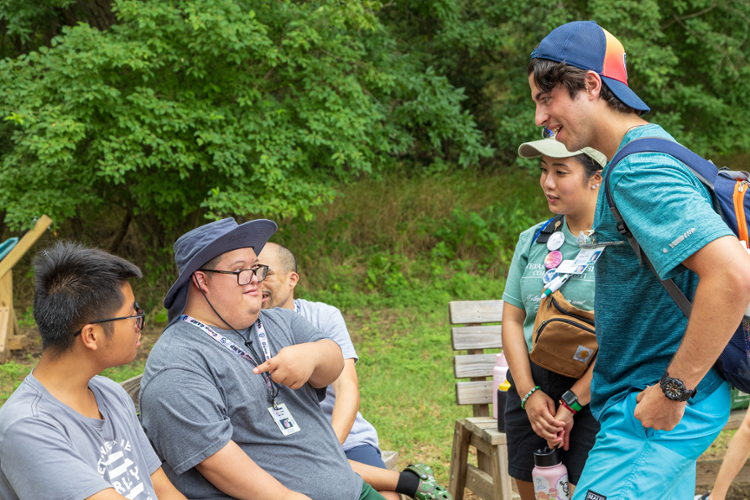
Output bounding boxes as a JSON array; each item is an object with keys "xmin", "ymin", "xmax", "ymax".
[
  {"xmin": 530, "ymin": 21, "xmax": 650, "ymax": 115},
  {"xmin": 164, "ymin": 218, "xmax": 277, "ymax": 326}
]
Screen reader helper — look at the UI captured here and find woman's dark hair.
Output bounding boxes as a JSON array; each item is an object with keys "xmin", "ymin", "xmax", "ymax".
[
  {"xmin": 528, "ymin": 58, "xmax": 639, "ymax": 115},
  {"xmin": 32, "ymin": 241, "xmax": 142, "ymax": 354},
  {"xmin": 573, "ymin": 153, "xmax": 602, "ymax": 181}
]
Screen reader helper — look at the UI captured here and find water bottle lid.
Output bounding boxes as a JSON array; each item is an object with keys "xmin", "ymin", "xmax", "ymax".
[{"xmin": 533, "ymin": 445, "xmax": 562, "ymax": 467}]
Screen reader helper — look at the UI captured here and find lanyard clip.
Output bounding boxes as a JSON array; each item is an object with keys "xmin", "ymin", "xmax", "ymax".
[{"xmin": 272, "ymin": 398, "xmax": 280, "ymax": 410}]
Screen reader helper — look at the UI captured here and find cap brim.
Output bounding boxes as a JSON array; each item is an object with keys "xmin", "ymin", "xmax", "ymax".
[
  {"xmin": 519, "ymin": 139, "xmax": 607, "ymax": 168},
  {"xmin": 601, "ymin": 76, "xmax": 650, "ymax": 115},
  {"xmin": 518, "ymin": 139, "xmax": 578, "ymax": 159},
  {"xmin": 163, "ymin": 219, "xmax": 277, "ymax": 326}
]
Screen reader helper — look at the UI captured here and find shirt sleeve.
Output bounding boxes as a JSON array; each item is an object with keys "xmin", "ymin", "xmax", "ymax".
[
  {"xmin": 502, "ymin": 227, "xmax": 534, "ymax": 310},
  {"xmin": 0, "ymin": 420, "xmax": 111, "ymax": 500},
  {"xmin": 140, "ymin": 368, "xmax": 233, "ymax": 476},
  {"xmin": 290, "ymin": 311, "xmax": 329, "ymax": 345},
  {"xmin": 321, "ymin": 307, "xmax": 358, "ymax": 361},
  {"xmin": 611, "ymin": 154, "xmax": 733, "ymax": 280}
]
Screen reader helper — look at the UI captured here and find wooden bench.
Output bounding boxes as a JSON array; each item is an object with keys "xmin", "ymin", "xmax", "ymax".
[{"xmin": 447, "ymin": 300, "xmax": 517, "ymax": 500}]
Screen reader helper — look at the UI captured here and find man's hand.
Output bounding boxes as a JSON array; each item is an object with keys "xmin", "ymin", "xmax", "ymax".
[
  {"xmin": 253, "ymin": 344, "xmax": 315, "ymax": 390},
  {"xmin": 635, "ymin": 384, "xmax": 686, "ymax": 431},
  {"xmin": 524, "ymin": 391, "xmax": 565, "ymax": 440}
]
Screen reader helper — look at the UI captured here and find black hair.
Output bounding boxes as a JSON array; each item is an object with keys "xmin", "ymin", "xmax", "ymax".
[
  {"xmin": 267, "ymin": 242, "xmax": 297, "ymax": 274},
  {"xmin": 32, "ymin": 241, "xmax": 142, "ymax": 354},
  {"xmin": 528, "ymin": 58, "xmax": 639, "ymax": 116},
  {"xmin": 573, "ymin": 153, "xmax": 602, "ymax": 181}
]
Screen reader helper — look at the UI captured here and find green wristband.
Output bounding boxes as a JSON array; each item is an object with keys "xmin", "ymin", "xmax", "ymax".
[{"xmin": 520, "ymin": 386, "xmax": 541, "ymax": 410}]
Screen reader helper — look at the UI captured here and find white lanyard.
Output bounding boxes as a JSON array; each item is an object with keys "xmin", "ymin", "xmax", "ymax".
[
  {"xmin": 293, "ymin": 301, "xmax": 300, "ymax": 314},
  {"xmin": 180, "ymin": 314, "xmax": 274, "ymax": 391}
]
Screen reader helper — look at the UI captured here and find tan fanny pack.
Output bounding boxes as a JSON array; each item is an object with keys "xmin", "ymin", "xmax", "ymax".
[{"xmin": 530, "ymin": 290, "xmax": 597, "ymax": 379}]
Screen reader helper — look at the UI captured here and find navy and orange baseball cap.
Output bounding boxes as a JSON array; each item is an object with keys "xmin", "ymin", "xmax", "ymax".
[{"xmin": 530, "ymin": 21, "xmax": 649, "ymax": 115}]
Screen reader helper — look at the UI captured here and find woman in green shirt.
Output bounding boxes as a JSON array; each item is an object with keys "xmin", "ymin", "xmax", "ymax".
[{"xmin": 501, "ymin": 139, "xmax": 605, "ymax": 500}]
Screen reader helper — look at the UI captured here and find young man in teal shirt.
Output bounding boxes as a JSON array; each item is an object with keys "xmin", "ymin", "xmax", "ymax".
[{"xmin": 527, "ymin": 21, "xmax": 750, "ymax": 499}]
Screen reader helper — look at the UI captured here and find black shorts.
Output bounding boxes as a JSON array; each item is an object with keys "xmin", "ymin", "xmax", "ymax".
[{"xmin": 504, "ymin": 358, "xmax": 600, "ymax": 485}]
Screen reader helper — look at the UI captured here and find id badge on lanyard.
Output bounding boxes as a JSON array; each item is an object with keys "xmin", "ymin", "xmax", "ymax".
[{"xmin": 180, "ymin": 314, "xmax": 302, "ymax": 436}]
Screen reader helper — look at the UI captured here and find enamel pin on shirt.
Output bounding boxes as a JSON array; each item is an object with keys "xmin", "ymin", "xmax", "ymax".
[{"xmin": 268, "ymin": 403, "xmax": 301, "ymax": 436}]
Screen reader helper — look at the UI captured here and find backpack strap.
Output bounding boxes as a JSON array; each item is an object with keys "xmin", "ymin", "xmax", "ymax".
[
  {"xmin": 533, "ymin": 214, "xmax": 564, "ymax": 244},
  {"xmin": 603, "ymin": 137, "xmax": 718, "ymax": 319}
]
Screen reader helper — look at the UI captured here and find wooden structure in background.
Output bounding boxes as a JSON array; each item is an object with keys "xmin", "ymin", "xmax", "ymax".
[
  {"xmin": 448, "ymin": 300, "xmax": 518, "ymax": 500},
  {"xmin": 0, "ymin": 215, "xmax": 52, "ymax": 362}
]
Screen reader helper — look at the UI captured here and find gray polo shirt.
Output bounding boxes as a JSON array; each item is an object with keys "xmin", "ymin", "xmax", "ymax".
[{"xmin": 140, "ymin": 307, "xmax": 362, "ymax": 500}]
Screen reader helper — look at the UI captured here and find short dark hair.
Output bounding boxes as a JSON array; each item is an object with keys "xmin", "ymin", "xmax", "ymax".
[
  {"xmin": 528, "ymin": 58, "xmax": 638, "ymax": 115},
  {"xmin": 32, "ymin": 241, "xmax": 142, "ymax": 354}
]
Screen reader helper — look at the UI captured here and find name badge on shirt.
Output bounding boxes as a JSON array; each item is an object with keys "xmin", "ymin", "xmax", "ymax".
[{"xmin": 268, "ymin": 403, "xmax": 301, "ymax": 436}]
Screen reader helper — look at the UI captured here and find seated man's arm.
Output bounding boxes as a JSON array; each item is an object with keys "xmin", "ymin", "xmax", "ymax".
[
  {"xmin": 86, "ymin": 470, "xmax": 186, "ymax": 500},
  {"xmin": 330, "ymin": 358, "xmax": 360, "ymax": 445},
  {"xmin": 195, "ymin": 440, "xmax": 311, "ymax": 500},
  {"xmin": 151, "ymin": 467, "xmax": 188, "ymax": 500},
  {"xmin": 254, "ymin": 339, "xmax": 345, "ymax": 389}
]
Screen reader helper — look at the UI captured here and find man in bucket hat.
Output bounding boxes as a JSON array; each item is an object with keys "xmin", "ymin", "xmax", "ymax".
[
  {"xmin": 527, "ymin": 21, "xmax": 750, "ymax": 499},
  {"xmin": 140, "ymin": 218, "xmax": 385, "ymax": 500}
]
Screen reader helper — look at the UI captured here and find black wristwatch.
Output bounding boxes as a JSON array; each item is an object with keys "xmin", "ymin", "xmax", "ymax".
[
  {"xmin": 561, "ymin": 390, "xmax": 583, "ymax": 412},
  {"xmin": 659, "ymin": 373, "xmax": 697, "ymax": 402}
]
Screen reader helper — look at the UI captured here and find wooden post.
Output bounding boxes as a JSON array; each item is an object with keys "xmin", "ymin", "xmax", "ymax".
[{"xmin": 0, "ymin": 215, "xmax": 53, "ymax": 362}]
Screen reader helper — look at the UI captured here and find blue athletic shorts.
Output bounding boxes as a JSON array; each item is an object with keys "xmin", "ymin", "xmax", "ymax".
[
  {"xmin": 573, "ymin": 382, "xmax": 730, "ymax": 500},
  {"xmin": 345, "ymin": 444, "xmax": 386, "ymax": 469}
]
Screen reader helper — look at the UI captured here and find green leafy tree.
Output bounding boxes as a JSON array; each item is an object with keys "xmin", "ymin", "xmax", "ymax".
[
  {"xmin": 0, "ymin": 0, "xmax": 491, "ymax": 241},
  {"xmin": 377, "ymin": 0, "xmax": 750, "ymax": 165}
]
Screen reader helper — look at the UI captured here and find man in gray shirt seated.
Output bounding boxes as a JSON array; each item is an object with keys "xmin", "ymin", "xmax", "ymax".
[
  {"xmin": 0, "ymin": 242, "xmax": 187, "ymax": 500},
  {"xmin": 140, "ymin": 218, "xmax": 389, "ymax": 500},
  {"xmin": 258, "ymin": 242, "xmax": 452, "ymax": 500}
]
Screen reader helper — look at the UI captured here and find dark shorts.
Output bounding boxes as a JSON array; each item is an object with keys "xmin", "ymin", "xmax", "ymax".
[
  {"xmin": 345, "ymin": 444, "xmax": 386, "ymax": 469},
  {"xmin": 505, "ymin": 358, "xmax": 600, "ymax": 485}
]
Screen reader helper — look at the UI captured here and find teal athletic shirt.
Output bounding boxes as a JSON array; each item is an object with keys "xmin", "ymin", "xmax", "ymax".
[
  {"xmin": 503, "ymin": 218, "xmax": 595, "ymax": 353},
  {"xmin": 590, "ymin": 124, "xmax": 731, "ymax": 419}
]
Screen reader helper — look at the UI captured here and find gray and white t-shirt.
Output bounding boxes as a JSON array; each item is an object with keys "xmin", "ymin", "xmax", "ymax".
[
  {"xmin": 0, "ymin": 373, "xmax": 161, "ymax": 500},
  {"xmin": 140, "ymin": 307, "xmax": 363, "ymax": 500},
  {"xmin": 294, "ymin": 299, "xmax": 380, "ymax": 453}
]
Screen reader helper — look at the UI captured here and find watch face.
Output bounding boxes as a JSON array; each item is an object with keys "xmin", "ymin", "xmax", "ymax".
[
  {"xmin": 661, "ymin": 376, "xmax": 688, "ymax": 400},
  {"xmin": 664, "ymin": 380, "xmax": 683, "ymax": 399},
  {"xmin": 562, "ymin": 391, "xmax": 577, "ymax": 406}
]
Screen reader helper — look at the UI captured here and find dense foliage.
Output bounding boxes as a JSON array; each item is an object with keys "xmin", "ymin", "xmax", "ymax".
[
  {"xmin": 2, "ymin": 0, "xmax": 750, "ymax": 242},
  {"xmin": 0, "ymin": 0, "xmax": 491, "ymax": 238}
]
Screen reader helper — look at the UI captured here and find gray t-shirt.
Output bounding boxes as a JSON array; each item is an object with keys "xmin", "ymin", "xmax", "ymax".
[
  {"xmin": 0, "ymin": 373, "xmax": 161, "ymax": 500},
  {"xmin": 140, "ymin": 308, "xmax": 363, "ymax": 500},
  {"xmin": 294, "ymin": 299, "xmax": 380, "ymax": 452}
]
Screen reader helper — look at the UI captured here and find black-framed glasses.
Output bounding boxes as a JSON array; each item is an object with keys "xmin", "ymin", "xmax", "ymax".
[
  {"xmin": 198, "ymin": 265, "xmax": 269, "ymax": 285},
  {"xmin": 74, "ymin": 303, "xmax": 145, "ymax": 336}
]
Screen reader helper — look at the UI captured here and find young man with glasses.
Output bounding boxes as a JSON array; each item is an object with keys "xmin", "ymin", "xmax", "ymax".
[
  {"xmin": 0, "ymin": 241, "xmax": 187, "ymax": 500},
  {"xmin": 140, "ymin": 218, "xmax": 387, "ymax": 500}
]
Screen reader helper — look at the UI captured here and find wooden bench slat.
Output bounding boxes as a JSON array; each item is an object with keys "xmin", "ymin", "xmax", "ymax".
[
  {"xmin": 456, "ymin": 381, "xmax": 493, "ymax": 405},
  {"xmin": 451, "ymin": 325, "xmax": 503, "ymax": 351},
  {"xmin": 449, "ymin": 300, "xmax": 504, "ymax": 325},
  {"xmin": 454, "ymin": 353, "xmax": 497, "ymax": 379}
]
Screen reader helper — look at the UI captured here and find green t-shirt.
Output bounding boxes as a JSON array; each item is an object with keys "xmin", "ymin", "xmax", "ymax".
[{"xmin": 502, "ymin": 219, "xmax": 596, "ymax": 352}]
